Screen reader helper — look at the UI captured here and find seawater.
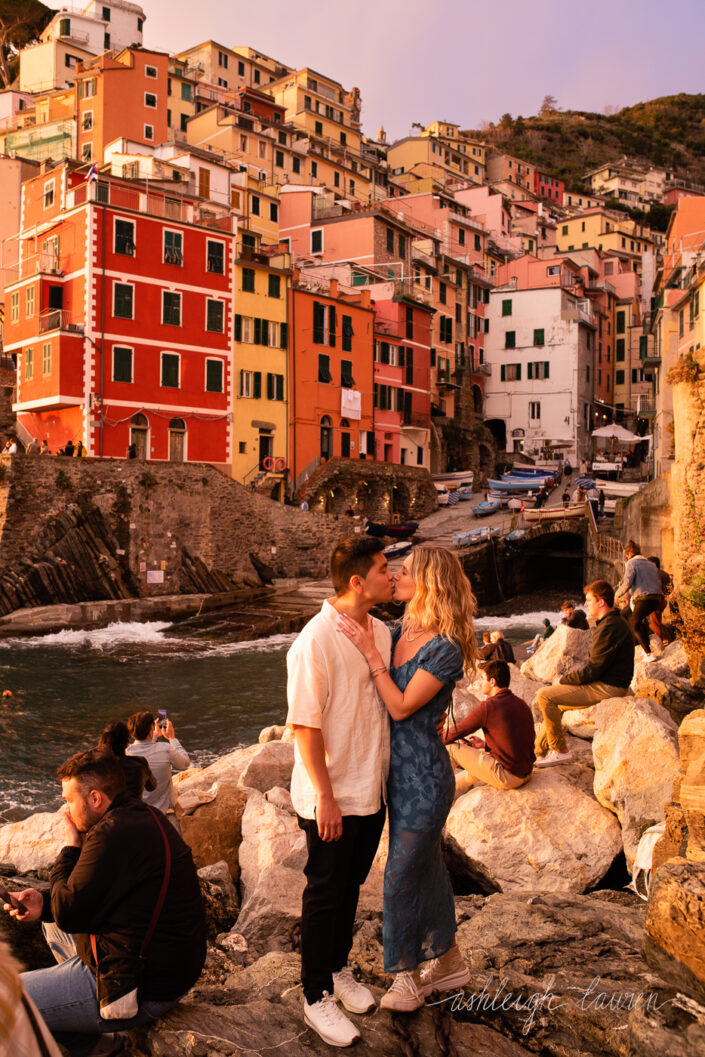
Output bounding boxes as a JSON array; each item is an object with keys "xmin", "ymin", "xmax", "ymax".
[{"xmin": 0, "ymin": 610, "xmax": 562, "ymax": 823}]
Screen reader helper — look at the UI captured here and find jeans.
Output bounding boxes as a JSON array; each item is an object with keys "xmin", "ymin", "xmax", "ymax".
[
  {"xmin": 21, "ymin": 925, "xmax": 178, "ymax": 1057},
  {"xmin": 535, "ymin": 681, "xmax": 629, "ymax": 754},
  {"xmin": 629, "ymin": 595, "xmax": 662, "ymax": 654},
  {"xmin": 297, "ymin": 806, "xmax": 385, "ymax": 1004}
]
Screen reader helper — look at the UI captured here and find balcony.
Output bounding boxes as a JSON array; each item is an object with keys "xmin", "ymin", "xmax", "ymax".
[
  {"xmin": 393, "ymin": 278, "xmax": 432, "ymax": 307},
  {"xmin": 636, "ymin": 396, "xmax": 656, "ymax": 417},
  {"xmin": 21, "ymin": 251, "xmax": 65, "ymax": 279},
  {"xmin": 474, "ymin": 362, "xmax": 491, "ymax": 376},
  {"xmin": 640, "ymin": 344, "xmax": 661, "ymax": 368},
  {"xmin": 38, "ymin": 310, "xmax": 82, "ymax": 334},
  {"xmin": 402, "ymin": 414, "xmax": 430, "ymax": 430}
]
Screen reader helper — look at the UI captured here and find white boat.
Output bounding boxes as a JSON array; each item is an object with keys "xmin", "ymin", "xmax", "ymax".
[
  {"xmin": 524, "ymin": 504, "xmax": 586, "ymax": 523},
  {"xmin": 594, "ymin": 479, "xmax": 647, "ymax": 497},
  {"xmin": 453, "ymin": 526, "xmax": 500, "ymax": 547},
  {"xmin": 432, "ymin": 470, "xmax": 474, "ymax": 487}
]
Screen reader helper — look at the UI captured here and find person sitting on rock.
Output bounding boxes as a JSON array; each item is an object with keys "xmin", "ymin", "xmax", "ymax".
[
  {"xmin": 528, "ymin": 618, "xmax": 554, "ymax": 653},
  {"xmin": 534, "ymin": 580, "xmax": 634, "ymax": 768},
  {"xmin": 478, "ymin": 631, "xmax": 496, "ymax": 662},
  {"xmin": 614, "ymin": 541, "xmax": 665, "ymax": 662},
  {"xmin": 490, "ymin": 629, "xmax": 515, "ymax": 664},
  {"xmin": 2, "ymin": 749, "xmax": 206, "ymax": 1057},
  {"xmin": 560, "ymin": 600, "xmax": 590, "ymax": 630},
  {"xmin": 443, "ymin": 660, "xmax": 535, "ymax": 797}
]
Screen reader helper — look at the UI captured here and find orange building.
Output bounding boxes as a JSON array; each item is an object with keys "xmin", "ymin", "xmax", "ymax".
[{"xmin": 288, "ymin": 275, "xmax": 374, "ymax": 484}]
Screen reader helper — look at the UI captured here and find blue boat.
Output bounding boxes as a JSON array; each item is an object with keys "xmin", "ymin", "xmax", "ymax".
[
  {"xmin": 472, "ymin": 500, "xmax": 501, "ymax": 517},
  {"xmin": 489, "ymin": 477, "xmax": 547, "ymax": 492}
]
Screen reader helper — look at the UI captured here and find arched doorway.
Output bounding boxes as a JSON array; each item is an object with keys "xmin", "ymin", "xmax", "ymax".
[
  {"xmin": 320, "ymin": 416, "xmax": 332, "ymax": 460},
  {"xmin": 472, "ymin": 385, "xmax": 483, "ymax": 415},
  {"xmin": 168, "ymin": 417, "xmax": 186, "ymax": 462},
  {"xmin": 340, "ymin": 418, "xmax": 351, "ymax": 459},
  {"xmin": 485, "ymin": 419, "xmax": 507, "ymax": 451},
  {"xmin": 130, "ymin": 413, "xmax": 149, "ymax": 460}
]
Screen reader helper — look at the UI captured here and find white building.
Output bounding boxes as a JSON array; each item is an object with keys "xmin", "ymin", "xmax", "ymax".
[
  {"xmin": 484, "ymin": 284, "xmax": 595, "ymax": 461},
  {"xmin": 20, "ymin": 1, "xmax": 145, "ymax": 93}
]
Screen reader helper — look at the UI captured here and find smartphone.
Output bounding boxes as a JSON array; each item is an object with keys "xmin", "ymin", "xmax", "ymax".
[
  {"xmin": 0, "ymin": 885, "xmax": 20, "ymax": 909},
  {"xmin": 157, "ymin": 709, "xmax": 168, "ymax": 730}
]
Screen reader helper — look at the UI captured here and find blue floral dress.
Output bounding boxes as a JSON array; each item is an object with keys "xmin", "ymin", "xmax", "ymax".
[{"xmin": 383, "ymin": 626, "xmax": 464, "ymax": 973}]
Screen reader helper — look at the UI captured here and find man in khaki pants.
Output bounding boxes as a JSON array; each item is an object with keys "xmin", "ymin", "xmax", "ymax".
[
  {"xmin": 443, "ymin": 660, "xmax": 535, "ymax": 796},
  {"xmin": 534, "ymin": 580, "xmax": 634, "ymax": 767}
]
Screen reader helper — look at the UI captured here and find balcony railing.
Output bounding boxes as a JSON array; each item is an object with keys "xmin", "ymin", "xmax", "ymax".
[
  {"xmin": 474, "ymin": 362, "xmax": 491, "ymax": 376},
  {"xmin": 39, "ymin": 310, "xmax": 82, "ymax": 334},
  {"xmin": 394, "ymin": 278, "xmax": 432, "ymax": 306},
  {"xmin": 22, "ymin": 251, "xmax": 64, "ymax": 278},
  {"xmin": 402, "ymin": 414, "xmax": 430, "ymax": 430},
  {"xmin": 636, "ymin": 396, "xmax": 656, "ymax": 416}
]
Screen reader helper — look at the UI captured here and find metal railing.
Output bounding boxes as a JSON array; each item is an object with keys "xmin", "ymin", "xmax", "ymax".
[
  {"xmin": 38, "ymin": 309, "xmax": 82, "ymax": 334},
  {"xmin": 592, "ymin": 534, "xmax": 623, "ymax": 563}
]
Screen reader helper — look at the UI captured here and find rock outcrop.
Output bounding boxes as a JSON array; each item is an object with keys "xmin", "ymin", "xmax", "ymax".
[
  {"xmin": 0, "ymin": 810, "xmax": 64, "ymax": 874},
  {"xmin": 520, "ymin": 623, "xmax": 591, "ymax": 682},
  {"xmin": 593, "ymin": 697, "xmax": 680, "ymax": 867},
  {"xmin": 633, "ymin": 642, "xmax": 703, "ymax": 725},
  {"xmin": 643, "ymin": 858, "xmax": 705, "ymax": 1004}
]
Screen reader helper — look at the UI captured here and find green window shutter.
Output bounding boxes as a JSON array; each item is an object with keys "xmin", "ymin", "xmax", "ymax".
[
  {"xmin": 276, "ymin": 374, "xmax": 284, "ymax": 400},
  {"xmin": 502, "ymin": 299, "xmax": 512, "ymax": 316},
  {"xmin": 528, "ymin": 362, "xmax": 533, "ymax": 379},
  {"xmin": 544, "ymin": 361, "xmax": 549, "ymax": 379},
  {"xmin": 253, "ymin": 318, "xmax": 261, "ymax": 344},
  {"xmin": 318, "ymin": 354, "xmax": 332, "ymax": 383},
  {"xmin": 260, "ymin": 319, "xmax": 269, "ymax": 347},
  {"xmin": 505, "ymin": 331, "xmax": 515, "ymax": 349},
  {"xmin": 381, "ymin": 342, "xmax": 390, "ymax": 364},
  {"xmin": 329, "ymin": 305, "xmax": 336, "ymax": 346},
  {"xmin": 266, "ymin": 373, "xmax": 274, "ymax": 399},
  {"xmin": 516, "ymin": 364, "xmax": 522, "ymax": 380},
  {"xmin": 501, "ymin": 364, "xmax": 506, "ymax": 381},
  {"xmin": 534, "ymin": 328, "xmax": 544, "ymax": 345},
  {"xmin": 313, "ymin": 301, "xmax": 324, "ymax": 343},
  {"xmin": 234, "ymin": 313, "xmax": 242, "ymax": 341},
  {"xmin": 280, "ymin": 322, "xmax": 288, "ymax": 349},
  {"xmin": 253, "ymin": 371, "xmax": 261, "ymax": 399}
]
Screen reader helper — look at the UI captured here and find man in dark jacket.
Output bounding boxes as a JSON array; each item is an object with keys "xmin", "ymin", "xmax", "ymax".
[
  {"xmin": 534, "ymin": 580, "xmax": 634, "ymax": 767},
  {"xmin": 444, "ymin": 660, "xmax": 535, "ymax": 796},
  {"xmin": 4, "ymin": 750, "xmax": 206, "ymax": 1057}
]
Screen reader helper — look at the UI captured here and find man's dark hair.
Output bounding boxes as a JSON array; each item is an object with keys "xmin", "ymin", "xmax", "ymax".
[
  {"xmin": 57, "ymin": 749, "xmax": 126, "ymax": 800},
  {"xmin": 484, "ymin": 660, "xmax": 510, "ymax": 688},
  {"xmin": 584, "ymin": 579, "xmax": 615, "ymax": 608},
  {"xmin": 330, "ymin": 536, "xmax": 385, "ymax": 595},
  {"xmin": 624, "ymin": 539, "xmax": 640, "ymax": 558},
  {"xmin": 97, "ymin": 721, "xmax": 130, "ymax": 757},
  {"xmin": 127, "ymin": 710, "xmax": 155, "ymax": 741},
  {"xmin": 648, "ymin": 555, "xmax": 660, "ymax": 569}
]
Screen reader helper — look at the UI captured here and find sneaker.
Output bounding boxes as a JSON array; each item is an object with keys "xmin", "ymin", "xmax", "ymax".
[
  {"xmin": 643, "ymin": 653, "xmax": 657, "ymax": 664},
  {"xmin": 379, "ymin": 971, "xmax": 425, "ymax": 1012},
  {"xmin": 304, "ymin": 992, "xmax": 361, "ymax": 1047},
  {"xmin": 534, "ymin": 749, "xmax": 573, "ymax": 768},
  {"xmin": 333, "ymin": 966, "xmax": 376, "ymax": 1014},
  {"xmin": 419, "ymin": 945, "xmax": 470, "ymax": 997}
]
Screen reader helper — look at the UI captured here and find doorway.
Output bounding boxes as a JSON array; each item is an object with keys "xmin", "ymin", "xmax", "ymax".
[
  {"xmin": 168, "ymin": 417, "xmax": 186, "ymax": 462},
  {"xmin": 130, "ymin": 413, "xmax": 149, "ymax": 459}
]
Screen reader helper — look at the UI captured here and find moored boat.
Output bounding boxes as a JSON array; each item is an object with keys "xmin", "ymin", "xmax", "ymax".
[
  {"xmin": 365, "ymin": 520, "xmax": 418, "ymax": 539},
  {"xmin": 524, "ymin": 504, "xmax": 586, "ymax": 523},
  {"xmin": 472, "ymin": 500, "xmax": 501, "ymax": 517}
]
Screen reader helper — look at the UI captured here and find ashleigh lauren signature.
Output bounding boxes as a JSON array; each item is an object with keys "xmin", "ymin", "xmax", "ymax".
[{"xmin": 426, "ymin": 975, "xmax": 672, "ymax": 1035}]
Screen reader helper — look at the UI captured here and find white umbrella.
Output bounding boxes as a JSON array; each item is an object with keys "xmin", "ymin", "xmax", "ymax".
[{"xmin": 591, "ymin": 424, "xmax": 643, "ymax": 443}]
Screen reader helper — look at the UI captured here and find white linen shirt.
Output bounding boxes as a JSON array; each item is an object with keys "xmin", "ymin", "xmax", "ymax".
[{"xmin": 286, "ymin": 600, "xmax": 392, "ymax": 820}]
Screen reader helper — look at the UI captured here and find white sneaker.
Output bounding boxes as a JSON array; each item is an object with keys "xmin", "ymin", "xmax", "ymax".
[
  {"xmin": 379, "ymin": 970, "xmax": 425, "ymax": 1012},
  {"xmin": 535, "ymin": 749, "xmax": 573, "ymax": 768},
  {"xmin": 333, "ymin": 966, "xmax": 376, "ymax": 1013},
  {"xmin": 304, "ymin": 992, "xmax": 361, "ymax": 1047},
  {"xmin": 643, "ymin": 653, "xmax": 658, "ymax": 664}
]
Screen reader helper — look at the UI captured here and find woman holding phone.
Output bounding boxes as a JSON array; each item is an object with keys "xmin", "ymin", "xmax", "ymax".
[
  {"xmin": 125, "ymin": 711, "xmax": 190, "ymax": 827},
  {"xmin": 337, "ymin": 545, "xmax": 478, "ymax": 1011}
]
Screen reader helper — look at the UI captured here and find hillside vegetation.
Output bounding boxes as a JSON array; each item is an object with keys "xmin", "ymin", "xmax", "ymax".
[{"xmin": 473, "ymin": 93, "xmax": 705, "ymax": 192}]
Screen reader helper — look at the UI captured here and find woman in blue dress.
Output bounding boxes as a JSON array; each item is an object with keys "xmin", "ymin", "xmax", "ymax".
[{"xmin": 337, "ymin": 545, "xmax": 478, "ymax": 1012}]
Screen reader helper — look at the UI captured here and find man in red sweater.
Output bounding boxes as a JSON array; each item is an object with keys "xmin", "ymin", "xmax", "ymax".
[{"xmin": 443, "ymin": 660, "xmax": 535, "ymax": 797}]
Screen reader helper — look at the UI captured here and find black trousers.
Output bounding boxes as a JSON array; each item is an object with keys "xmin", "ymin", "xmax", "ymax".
[
  {"xmin": 297, "ymin": 806, "xmax": 386, "ymax": 1004},
  {"xmin": 629, "ymin": 595, "xmax": 662, "ymax": 653}
]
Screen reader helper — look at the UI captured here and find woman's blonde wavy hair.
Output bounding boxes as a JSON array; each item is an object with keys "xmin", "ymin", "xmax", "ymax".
[
  {"xmin": 0, "ymin": 938, "xmax": 22, "ymax": 1050},
  {"xmin": 401, "ymin": 545, "xmax": 478, "ymax": 676}
]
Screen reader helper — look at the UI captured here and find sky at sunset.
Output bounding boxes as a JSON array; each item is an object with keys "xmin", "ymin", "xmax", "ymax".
[{"xmin": 141, "ymin": 0, "xmax": 705, "ymax": 141}]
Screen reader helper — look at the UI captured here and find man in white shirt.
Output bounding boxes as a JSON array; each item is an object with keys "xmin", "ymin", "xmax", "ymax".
[
  {"xmin": 287, "ymin": 536, "xmax": 394, "ymax": 1048},
  {"xmin": 126, "ymin": 712, "xmax": 190, "ymax": 822}
]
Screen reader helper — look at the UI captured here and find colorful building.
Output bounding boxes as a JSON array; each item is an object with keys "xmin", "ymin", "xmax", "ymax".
[{"xmin": 3, "ymin": 162, "xmax": 234, "ymax": 467}]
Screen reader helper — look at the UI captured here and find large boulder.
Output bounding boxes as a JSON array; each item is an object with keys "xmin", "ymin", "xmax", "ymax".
[
  {"xmin": 592, "ymin": 697, "xmax": 680, "ymax": 868},
  {"xmin": 633, "ymin": 646, "xmax": 702, "ymax": 725},
  {"xmin": 562, "ymin": 704, "xmax": 598, "ymax": 740},
  {"xmin": 197, "ymin": 860, "xmax": 240, "ymax": 940},
  {"xmin": 644, "ymin": 858, "xmax": 705, "ymax": 1004},
  {"xmin": 179, "ymin": 785, "xmax": 248, "ymax": 880},
  {"xmin": 520, "ymin": 624, "xmax": 592, "ymax": 683},
  {"xmin": 679, "ymin": 709, "xmax": 705, "ymax": 862},
  {"xmin": 235, "ymin": 787, "xmax": 307, "ymax": 953},
  {"xmin": 445, "ymin": 768, "xmax": 622, "ymax": 893},
  {"xmin": 0, "ymin": 811, "xmax": 64, "ymax": 873}
]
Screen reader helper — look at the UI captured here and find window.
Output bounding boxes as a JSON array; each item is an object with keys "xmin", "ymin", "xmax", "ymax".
[
  {"xmin": 505, "ymin": 330, "xmax": 516, "ymax": 349},
  {"xmin": 274, "ymin": 149, "xmax": 284, "ymax": 169},
  {"xmin": 406, "ymin": 305, "xmax": 413, "ymax": 340},
  {"xmin": 616, "ymin": 369, "xmax": 625, "ymax": 385},
  {"xmin": 679, "ymin": 309, "xmax": 684, "ymax": 337},
  {"xmin": 533, "ymin": 328, "xmax": 544, "ymax": 346},
  {"xmin": 163, "ymin": 230, "xmax": 183, "ymax": 265},
  {"xmin": 318, "ymin": 353, "xmax": 332, "ymax": 382},
  {"xmin": 207, "ymin": 240, "xmax": 224, "ymax": 274},
  {"xmin": 102, "ymin": 6, "xmax": 111, "ymax": 20},
  {"xmin": 386, "ymin": 228, "xmax": 394, "ymax": 253},
  {"xmin": 239, "ymin": 370, "xmax": 254, "ymax": 397},
  {"xmin": 439, "ymin": 316, "xmax": 453, "ymax": 343},
  {"xmin": 161, "ymin": 353, "xmax": 179, "ymax": 387},
  {"xmin": 313, "ymin": 301, "xmax": 336, "ymax": 345},
  {"xmin": 269, "ymin": 202, "xmax": 278, "ymax": 222},
  {"xmin": 562, "ymin": 225, "xmax": 568, "ymax": 236},
  {"xmin": 104, "ymin": 33, "xmax": 110, "ymax": 48},
  {"xmin": 146, "ymin": 65, "xmax": 157, "ymax": 78},
  {"xmin": 10, "ymin": 291, "xmax": 18, "ymax": 324},
  {"xmin": 115, "ymin": 218, "xmax": 135, "ymax": 256},
  {"xmin": 439, "ymin": 282, "xmax": 447, "ymax": 305},
  {"xmin": 333, "ymin": 171, "xmax": 340, "ymax": 188},
  {"xmin": 206, "ymin": 359, "xmax": 223, "ymax": 393},
  {"xmin": 616, "ymin": 310, "xmax": 626, "ymax": 334},
  {"xmin": 218, "ymin": 51, "xmax": 229, "ymax": 68},
  {"xmin": 238, "ymin": 59, "xmax": 245, "ymax": 76},
  {"xmin": 342, "ymin": 314, "xmax": 353, "ymax": 352},
  {"xmin": 311, "ymin": 161, "xmax": 318, "ymax": 178},
  {"xmin": 341, "ymin": 360, "xmax": 354, "ymax": 388},
  {"xmin": 458, "ymin": 227, "xmax": 465, "ymax": 246},
  {"xmin": 82, "ymin": 111, "xmax": 93, "ymax": 131},
  {"xmin": 206, "ymin": 299, "xmax": 224, "ymax": 332},
  {"xmin": 311, "ymin": 229, "xmax": 323, "ymax": 254},
  {"xmin": 25, "ymin": 346, "xmax": 33, "ymax": 380},
  {"xmin": 266, "ymin": 372, "xmax": 284, "ymax": 401},
  {"xmin": 114, "ymin": 283, "xmax": 133, "ymax": 319},
  {"xmin": 268, "ymin": 274, "xmax": 281, "ymax": 298},
  {"xmin": 25, "ymin": 286, "xmax": 35, "ymax": 317},
  {"xmin": 253, "ymin": 69, "xmax": 260, "ymax": 84},
  {"xmin": 218, "ymin": 78, "xmax": 228, "ymax": 88},
  {"xmin": 315, "ymin": 121, "xmax": 323, "ymax": 136},
  {"xmin": 616, "ymin": 338, "xmax": 625, "ymax": 362},
  {"xmin": 81, "ymin": 143, "xmax": 93, "ymax": 163},
  {"xmin": 529, "ymin": 401, "xmax": 541, "ymax": 420},
  {"xmin": 500, "ymin": 363, "xmax": 521, "ymax": 381},
  {"xmin": 113, "ymin": 345, "xmax": 133, "ymax": 383},
  {"xmin": 292, "ymin": 157, "xmax": 301, "ymax": 174},
  {"xmin": 501, "ymin": 299, "xmax": 512, "ymax": 316},
  {"xmin": 242, "ymin": 267, "xmax": 255, "ymax": 292},
  {"xmin": 162, "ymin": 291, "xmax": 181, "ymax": 326},
  {"xmin": 137, "ymin": 16, "xmax": 143, "ymax": 31},
  {"xmin": 78, "ymin": 78, "xmax": 97, "ymax": 99},
  {"xmin": 144, "ymin": 124, "xmax": 154, "ymax": 140},
  {"xmin": 145, "ymin": 92, "xmax": 157, "ymax": 108},
  {"xmin": 528, "ymin": 361, "xmax": 550, "ymax": 379},
  {"xmin": 42, "ymin": 342, "xmax": 52, "ymax": 376},
  {"xmin": 398, "ymin": 234, "xmax": 405, "ymax": 257},
  {"xmin": 59, "ymin": 17, "xmax": 70, "ymax": 35},
  {"xmin": 251, "ymin": 195, "xmax": 260, "ymax": 216},
  {"xmin": 43, "ymin": 180, "xmax": 54, "ymax": 209}
]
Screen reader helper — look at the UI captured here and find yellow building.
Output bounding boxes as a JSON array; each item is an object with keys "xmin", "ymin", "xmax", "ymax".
[
  {"xmin": 175, "ymin": 41, "xmax": 291, "ymax": 95},
  {"xmin": 231, "ymin": 240, "xmax": 291, "ymax": 495},
  {"xmin": 420, "ymin": 121, "xmax": 486, "ymax": 182},
  {"xmin": 167, "ymin": 58, "xmax": 198, "ymax": 139},
  {"xmin": 387, "ymin": 135, "xmax": 481, "ymax": 190},
  {"xmin": 556, "ymin": 209, "xmax": 655, "ymax": 266}
]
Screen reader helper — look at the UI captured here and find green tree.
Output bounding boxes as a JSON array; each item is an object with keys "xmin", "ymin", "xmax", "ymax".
[{"xmin": 0, "ymin": 1, "xmax": 52, "ymax": 90}]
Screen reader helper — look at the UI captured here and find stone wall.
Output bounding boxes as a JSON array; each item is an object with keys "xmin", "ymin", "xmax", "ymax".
[
  {"xmin": 614, "ymin": 472, "xmax": 673, "ymax": 569},
  {"xmin": 297, "ymin": 455, "xmax": 437, "ymax": 521},
  {"xmin": 0, "ymin": 455, "xmax": 355, "ymax": 613}
]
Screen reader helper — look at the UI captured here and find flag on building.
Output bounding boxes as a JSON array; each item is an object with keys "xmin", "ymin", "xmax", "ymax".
[{"xmin": 85, "ymin": 163, "xmax": 99, "ymax": 184}]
